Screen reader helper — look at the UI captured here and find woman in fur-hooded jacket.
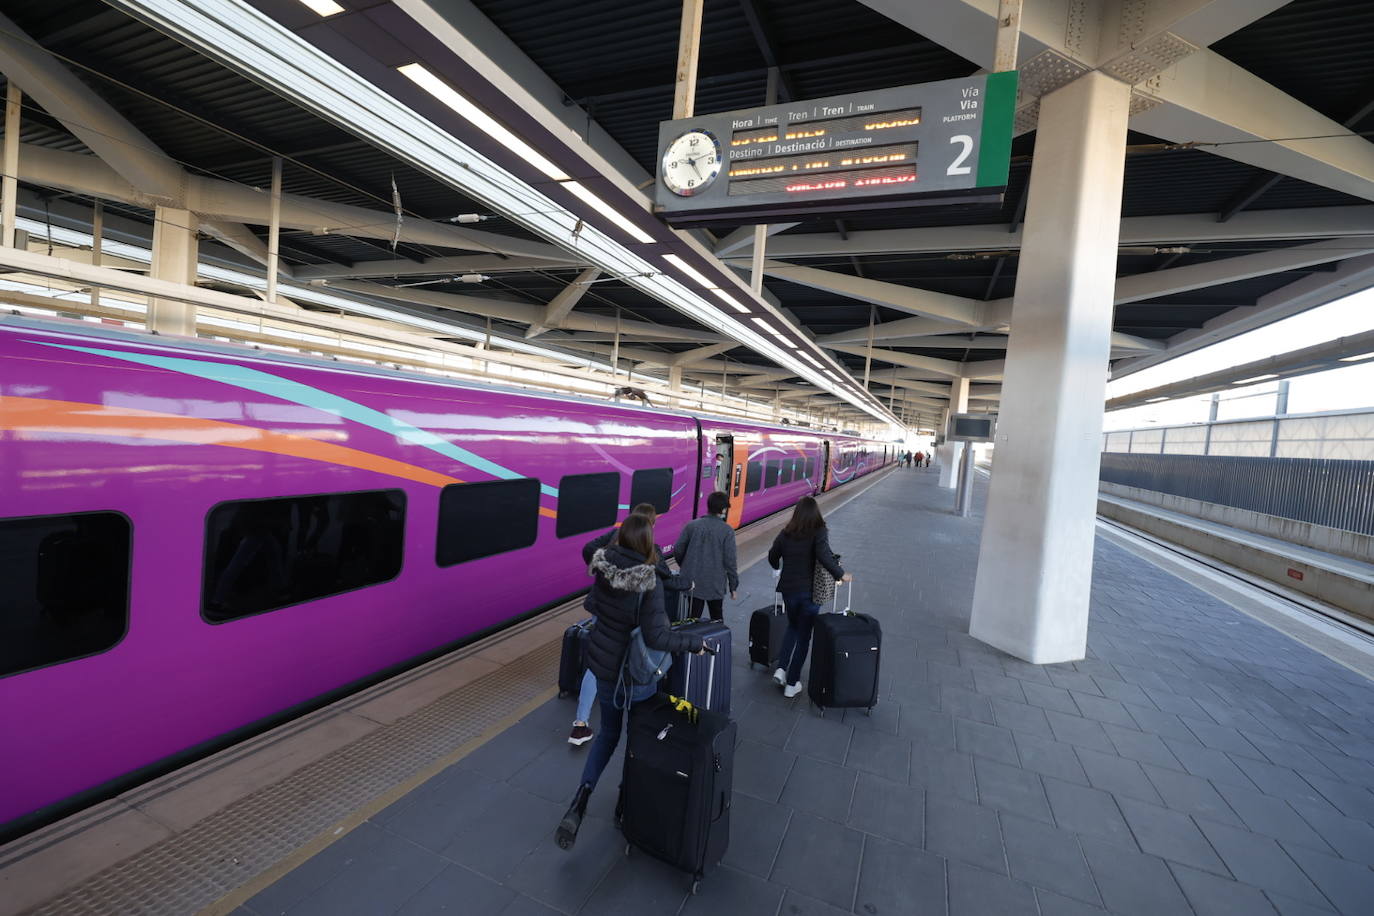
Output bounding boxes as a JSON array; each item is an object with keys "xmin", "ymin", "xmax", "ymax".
[{"xmin": 556, "ymin": 515, "xmax": 704, "ymax": 851}]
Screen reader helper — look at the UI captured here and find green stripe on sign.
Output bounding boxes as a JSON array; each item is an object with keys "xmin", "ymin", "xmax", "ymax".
[{"xmin": 976, "ymin": 70, "xmax": 1018, "ymax": 188}]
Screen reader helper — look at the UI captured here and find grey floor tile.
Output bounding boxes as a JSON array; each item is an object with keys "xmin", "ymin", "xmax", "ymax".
[
  {"xmin": 456, "ymin": 721, "xmax": 553, "ymax": 782},
  {"xmin": 1213, "ymin": 781, "xmax": 1335, "ymax": 853},
  {"xmin": 768, "ymin": 811, "xmax": 865, "ymax": 910},
  {"xmin": 248, "ymin": 823, "xmax": 385, "ymax": 915},
  {"xmin": 926, "ymin": 794, "xmax": 1006, "ymax": 874},
  {"xmin": 378, "ymin": 771, "xmax": 504, "ymax": 853},
  {"xmin": 1116, "ymin": 796, "xmax": 1230, "ymax": 876},
  {"xmin": 287, "ymin": 828, "xmax": 447, "ymax": 916},
  {"xmin": 1001, "ymin": 813, "xmax": 1100, "ymax": 906},
  {"xmin": 1141, "ymin": 763, "xmax": 1245, "ymax": 827},
  {"xmin": 737, "ymin": 699, "xmax": 801, "ymax": 749},
  {"xmin": 929, "ymin": 660, "xmax": 976, "ymax": 690},
  {"xmin": 1094, "ymin": 677, "xmax": 1155, "ymax": 709},
  {"xmin": 395, "ymin": 864, "xmax": 516, "ymax": 916},
  {"xmin": 847, "ymin": 772, "xmax": 924, "ymax": 847},
  {"xmin": 440, "ymin": 784, "xmax": 564, "ymax": 882},
  {"xmin": 991, "ymin": 698, "xmax": 1055, "ymax": 738},
  {"xmin": 1049, "ymin": 670, "xmax": 1104, "ymax": 697},
  {"xmin": 1145, "ymin": 687, "xmax": 1213, "ymax": 720},
  {"xmin": 1127, "ymin": 706, "xmax": 1199, "ymax": 742},
  {"xmin": 1046, "ymin": 711, "xmax": 1117, "ymax": 754},
  {"xmin": 786, "ymin": 711, "xmax": 854, "ymax": 765},
  {"xmin": 1301, "ymin": 772, "xmax": 1374, "ymax": 824},
  {"xmin": 910, "ymin": 745, "xmax": 977, "ymax": 801},
  {"xmin": 1013, "ymin": 732, "xmax": 1089, "ymax": 785},
  {"xmin": 1042, "ymin": 777, "xmax": 1137, "ymax": 850},
  {"xmin": 1231, "ymin": 757, "xmax": 1341, "ymax": 813},
  {"xmin": 941, "ymin": 686, "xmax": 996, "ymax": 724},
  {"xmin": 722, "ymin": 793, "xmax": 792, "ymax": 878},
  {"xmin": 578, "ymin": 852, "xmax": 690, "ymax": 915},
  {"xmin": 1170, "ymin": 864, "xmax": 1280, "ymax": 916},
  {"xmin": 1185, "ymin": 718, "xmax": 1266, "ymax": 760},
  {"xmin": 846, "ymin": 727, "xmax": 911, "ymax": 783},
  {"xmin": 509, "ymin": 742, "xmax": 595, "ymax": 805},
  {"xmin": 974, "ymin": 757, "xmax": 1053, "ymax": 823},
  {"xmin": 1288, "ymin": 800, "xmax": 1374, "ymax": 866},
  {"xmin": 855, "ymin": 835, "xmax": 947, "ymax": 916},
  {"xmin": 1102, "ymin": 723, "xmax": 1182, "ymax": 770},
  {"xmin": 504, "ymin": 814, "xmax": 621, "ymax": 912},
  {"xmin": 1021, "ymin": 681, "xmax": 1081, "ymax": 716},
  {"xmin": 776, "ymin": 888, "xmax": 863, "ymax": 916},
  {"xmin": 734, "ymin": 739, "xmax": 797, "ymax": 803},
  {"xmin": 1167, "ymin": 739, "xmax": 1258, "ymax": 788},
  {"xmin": 843, "ymin": 700, "xmax": 901, "ymax": 735},
  {"xmin": 1075, "ymin": 747, "xmax": 1164, "ymax": 805},
  {"xmin": 780, "ymin": 754, "xmax": 858, "ymax": 824},
  {"xmin": 898, "ymin": 706, "xmax": 957, "ymax": 750},
  {"xmin": 947, "ymin": 860, "xmax": 1038, "ymax": 916},
  {"xmin": 1282, "ymin": 842, "xmax": 1374, "ymax": 915},
  {"xmin": 1082, "ymin": 842, "xmax": 1194, "ymax": 916},
  {"xmin": 1035, "ymin": 890, "xmax": 1110, "ymax": 916},
  {"xmin": 678, "ymin": 865, "xmax": 784, "ymax": 915},
  {"xmin": 974, "ymin": 669, "xmax": 1028, "ymax": 702},
  {"xmin": 1193, "ymin": 818, "xmax": 1330, "ymax": 908},
  {"xmin": 1072, "ymin": 693, "xmax": 1137, "ymax": 729},
  {"xmin": 1263, "ymin": 892, "xmax": 1338, "ymax": 916},
  {"xmin": 955, "ymin": 717, "xmax": 1020, "ymax": 766}
]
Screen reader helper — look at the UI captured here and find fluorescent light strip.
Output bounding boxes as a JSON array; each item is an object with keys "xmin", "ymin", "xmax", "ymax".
[
  {"xmin": 1338, "ymin": 352, "xmax": 1373, "ymax": 362},
  {"xmin": 1145, "ymin": 396, "xmax": 1170, "ymax": 403},
  {"xmin": 562, "ymin": 181, "xmax": 655, "ymax": 244},
  {"xmin": 114, "ymin": 2, "xmax": 896, "ymax": 426},
  {"xmin": 662, "ymin": 254, "xmax": 717, "ymax": 289},
  {"xmin": 297, "ymin": 0, "xmax": 343, "ymax": 16},
  {"xmin": 398, "ymin": 63, "xmax": 569, "ymax": 182},
  {"xmin": 1232, "ymin": 373, "xmax": 1279, "ymax": 385},
  {"xmin": 710, "ymin": 288, "xmax": 751, "ymax": 313}
]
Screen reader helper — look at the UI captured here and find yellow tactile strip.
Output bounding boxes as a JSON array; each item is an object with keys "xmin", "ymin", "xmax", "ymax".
[{"xmin": 20, "ymin": 641, "xmax": 561, "ymax": 916}]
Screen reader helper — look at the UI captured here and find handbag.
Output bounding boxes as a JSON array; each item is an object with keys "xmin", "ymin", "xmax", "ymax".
[
  {"xmin": 615, "ymin": 595, "xmax": 672, "ymax": 708},
  {"xmin": 812, "ymin": 550, "xmax": 841, "ymax": 604}
]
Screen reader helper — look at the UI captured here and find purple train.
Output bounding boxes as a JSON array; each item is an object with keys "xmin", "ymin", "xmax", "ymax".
[{"xmin": 0, "ymin": 315, "xmax": 893, "ymax": 835}]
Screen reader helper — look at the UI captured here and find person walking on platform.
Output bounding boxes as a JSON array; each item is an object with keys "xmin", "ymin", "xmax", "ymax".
[
  {"xmin": 672, "ymin": 491, "xmax": 739, "ymax": 622},
  {"xmin": 569, "ymin": 503, "xmax": 684, "ymax": 747},
  {"xmin": 767, "ymin": 497, "xmax": 851, "ymax": 698},
  {"xmin": 555, "ymin": 515, "xmax": 706, "ymax": 850},
  {"xmin": 913, "ymin": 450, "xmax": 924, "ymax": 469}
]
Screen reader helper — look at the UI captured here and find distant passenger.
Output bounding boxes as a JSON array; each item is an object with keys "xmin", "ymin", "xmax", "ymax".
[
  {"xmin": 924, "ymin": 452, "xmax": 931, "ymax": 468},
  {"xmin": 672, "ymin": 491, "xmax": 739, "ymax": 621},
  {"xmin": 914, "ymin": 451, "xmax": 925, "ymax": 469},
  {"xmin": 569, "ymin": 503, "xmax": 685, "ymax": 748},
  {"xmin": 555, "ymin": 514, "xmax": 706, "ymax": 850},
  {"xmin": 767, "ymin": 496, "xmax": 852, "ymax": 698}
]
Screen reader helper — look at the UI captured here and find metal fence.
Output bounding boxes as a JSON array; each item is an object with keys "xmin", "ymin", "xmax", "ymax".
[{"xmin": 1098, "ymin": 453, "xmax": 1374, "ymax": 536}]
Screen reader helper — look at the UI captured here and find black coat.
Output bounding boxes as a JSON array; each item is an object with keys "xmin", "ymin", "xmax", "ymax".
[
  {"xmin": 582, "ymin": 530, "xmax": 683, "ymax": 610},
  {"xmin": 768, "ymin": 527, "xmax": 845, "ymax": 595},
  {"xmin": 583, "ymin": 544, "xmax": 703, "ymax": 683}
]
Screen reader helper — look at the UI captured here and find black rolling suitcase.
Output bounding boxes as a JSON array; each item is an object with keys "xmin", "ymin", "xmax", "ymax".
[
  {"xmin": 663, "ymin": 582, "xmax": 691, "ymax": 622},
  {"xmin": 807, "ymin": 584, "xmax": 881, "ymax": 715},
  {"xmin": 748, "ymin": 594, "xmax": 788, "ymax": 670},
  {"xmin": 558, "ymin": 618, "xmax": 594, "ymax": 698},
  {"xmin": 620, "ymin": 694, "xmax": 735, "ymax": 894},
  {"xmin": 667, "ymin": 619, "xmax": 732, "ymax": 715}
]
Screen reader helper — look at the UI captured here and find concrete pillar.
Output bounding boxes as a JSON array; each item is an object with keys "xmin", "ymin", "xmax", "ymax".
[
  {"xmin": 967, "ymin": 72, "xmax": 1131, "ymax": 665},
  {"xmin": 148, "ymin": 205, "xmax": 197, "ymax": 335},
  {"xmin": 938, "ymin": 376, "xmax": 971, "ymax": 487}
]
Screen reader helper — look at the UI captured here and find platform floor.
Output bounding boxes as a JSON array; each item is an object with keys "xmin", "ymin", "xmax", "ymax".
[{"xmin": 145, "ymin": 469, "xmax": 1374, "ymax": 913}]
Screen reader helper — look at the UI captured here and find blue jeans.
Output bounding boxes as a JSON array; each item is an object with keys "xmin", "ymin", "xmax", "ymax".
[
  {"xmin": 777, "ymin": 591, "xmax": 821, "ymax": 686},
  {"xmin": 574, "ymin": 668, "xmax": 597, "ymax": 724},
  {"xmin": 579, "ymin": 678, "xmax": 656, "ymax": 790}
]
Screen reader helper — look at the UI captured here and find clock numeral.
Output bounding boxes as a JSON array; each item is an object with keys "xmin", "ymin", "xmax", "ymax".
[{"xmin": 687, "ymin": 180, "xmax": 695, "ymax": 187}]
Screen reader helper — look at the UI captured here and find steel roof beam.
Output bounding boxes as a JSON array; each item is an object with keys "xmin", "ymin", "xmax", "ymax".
[
  {"xmin": 526, "ymin": 267, "xmax": 601, "ymax": 338},
  {"xmin": 293, "ymin": 255, "xmax": 579, "ymax": 280},
  {"xmin": 714, "ymin": 222, "xmax": 798, "ymax": 257},
  {"xmin": 760, "ymin": 260, "xmax": 995, "ymax": 326}
]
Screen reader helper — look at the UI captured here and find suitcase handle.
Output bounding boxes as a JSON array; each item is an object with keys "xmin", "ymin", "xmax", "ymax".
[
  {"xmin": 700, "ymin": 638, "xmax": 718, "ymax": 655},
  {"xmin": 831, "ymin": 579, "xmax": 852, "ymax": 615}
]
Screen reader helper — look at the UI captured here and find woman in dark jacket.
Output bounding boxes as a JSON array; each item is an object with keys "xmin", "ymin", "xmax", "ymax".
[
  {"xmin": 767, "ymin": 496, "xmax": 853, "ymax": 697},
  {"xmin": 556, "ymin": 514, "xmax": 705, "ymax": 850}
]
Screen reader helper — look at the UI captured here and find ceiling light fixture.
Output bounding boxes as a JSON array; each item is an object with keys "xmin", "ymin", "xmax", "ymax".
[
  {"xmin": 1231, "ymin": 373, "xmax": 1279, "ymax": 385},
  {"xmin": 562, "ymin": 181, "xmax": 655, "ymax": 244},
  {"xmin": 710, "ymin": 289, "xmax": 751, "ymax": 313},
  {"xmin": 1338, "ymin": 352, "xmax": 1373, "ymax": 362},
  {"xmin": 297, "ymin": 0, "xmax": 344, "ymax": 16}
]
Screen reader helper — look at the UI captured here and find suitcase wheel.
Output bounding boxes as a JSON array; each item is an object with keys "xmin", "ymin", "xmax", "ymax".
[
  {"xmin": 624, "ymin": 842, "xmax": 632, "ymax": 857},
  {"xmin": 691, "ymin": 877, "xmax": 701, "ymax": 895}
]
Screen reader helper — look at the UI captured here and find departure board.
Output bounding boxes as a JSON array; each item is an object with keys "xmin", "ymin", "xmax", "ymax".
[{"xmin": 655, "ymin": 72, "xmax": 1016, "ymax": 226}]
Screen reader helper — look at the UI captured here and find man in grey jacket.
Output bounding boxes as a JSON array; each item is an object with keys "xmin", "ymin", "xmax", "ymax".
[{"xmin": 672, "ymin": 491, "xmax": 739, "ymax": 621}]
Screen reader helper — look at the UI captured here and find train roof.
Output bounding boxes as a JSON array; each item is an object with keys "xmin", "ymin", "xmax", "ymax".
[{"xmin": 1, "ymin": 314, "xmax": 884, "ymax": 443}]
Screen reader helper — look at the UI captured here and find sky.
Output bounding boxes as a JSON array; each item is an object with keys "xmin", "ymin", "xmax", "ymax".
[{"xmin": 1102, "ymin": 287, "xmax": 1374, "ymax": 431}]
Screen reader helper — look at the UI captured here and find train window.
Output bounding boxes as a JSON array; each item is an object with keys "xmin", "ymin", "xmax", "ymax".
[
  {"xmin": 630, "ymin": 468, "xmax": 673, "ymax": 514},
  {"xmin": 203, "ymin": 489, "xmax": 405, "ymax": 623},
  {"xmin": 437, "ymin": 478, "xmax": 540, "ymax": 567},
  {"xmin": 745, "ymin": 461, "xmax": 763, "ymax": 493},
  {"xmin": 805, "ymin": 457, "xmax": 817, "ymax": 478},
  {"xmin": 764, "ymin": 459, "xmax": 782, "ymax": 488},
  {"xmin": 779, "ymin": 459, "xmax": 794, "ymax": 484},
  {"xmin": 0, "ymin": 511, "xmax": 130, "ymax": 678},
  {"xmin": 556, "ymin": 472, "xmax": 620, "ymax": 538}
]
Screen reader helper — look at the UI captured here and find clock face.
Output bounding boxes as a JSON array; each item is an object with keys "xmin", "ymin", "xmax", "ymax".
[{"xmin": 661, "ymin": 129, "xmax": 722, "ymax": 197}]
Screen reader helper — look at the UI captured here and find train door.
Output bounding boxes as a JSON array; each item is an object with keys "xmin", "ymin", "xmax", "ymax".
[
  {"xmin": 714, "ymin": 435, "xmax": 746, "ymax": 527},
  {"xmin": 821, "ymin": 440, "xmax": 834, "ymax": 492}
]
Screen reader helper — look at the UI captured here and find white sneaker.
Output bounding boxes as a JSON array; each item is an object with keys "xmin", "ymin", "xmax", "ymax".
[
  {"xmin": 783, "ymin": 682, "xmax": 803, "ymax": 699},
  {"xmin": 772, "ymin": 667, "xmax": 787, "ymax": 687}
]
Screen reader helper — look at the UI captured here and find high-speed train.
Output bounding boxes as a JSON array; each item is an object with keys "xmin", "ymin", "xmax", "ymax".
[{"xmin": 0, "ymin": 315, "xmax": 893, "ymax": 835}]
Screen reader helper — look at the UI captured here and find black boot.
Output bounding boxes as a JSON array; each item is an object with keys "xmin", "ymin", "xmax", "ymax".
[{"xmin": 555, "ymin": 783, "xmax": 592, "ymax": 850}]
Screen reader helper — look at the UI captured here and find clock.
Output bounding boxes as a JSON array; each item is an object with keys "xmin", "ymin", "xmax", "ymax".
[{"xmin": 661, "ymin": 128, "xmax": 722, "ymax": 197}]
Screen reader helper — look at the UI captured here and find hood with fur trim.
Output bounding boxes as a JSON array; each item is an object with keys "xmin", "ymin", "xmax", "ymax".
[{"xmin": 588, "ymin": 546, "xmax": 657, "ymax": 593}]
